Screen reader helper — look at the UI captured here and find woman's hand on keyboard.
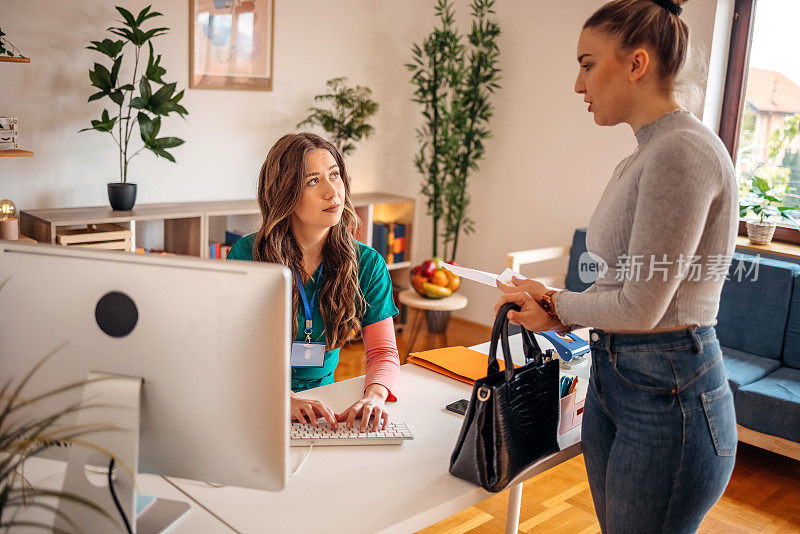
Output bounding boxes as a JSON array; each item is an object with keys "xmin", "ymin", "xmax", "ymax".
[
  {"xmin": 290, "ymin": 392, "xmax": 339, "ymax": 430},
  {"xmin": 336, "ymin": 384, "xmax": 389, "ymax": 432}
]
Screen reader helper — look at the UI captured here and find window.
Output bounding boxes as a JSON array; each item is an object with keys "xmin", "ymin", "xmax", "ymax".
[{"xmin": 720, "ymin": 0, "xmax": 800, "ymax": 244}]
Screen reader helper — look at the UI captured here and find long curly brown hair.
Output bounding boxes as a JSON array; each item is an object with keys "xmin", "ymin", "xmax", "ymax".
[{"xmin": 252, "ymin": 133, "xmax": 364, "ymax": 350}]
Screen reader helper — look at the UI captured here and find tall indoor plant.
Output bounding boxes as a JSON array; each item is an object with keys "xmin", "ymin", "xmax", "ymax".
[
  {"xmin": 81, "ymin": 5, "xmax": 188, "ymax": 211},
  {"xmin": 407, "ymin": 0, "xmax": 500, "ymax": 262},
  {"xmin": 297, "ymin": 77, "xmax": 379, "ymax": 156}
]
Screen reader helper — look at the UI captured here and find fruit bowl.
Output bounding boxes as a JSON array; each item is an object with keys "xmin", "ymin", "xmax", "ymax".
[{"xmin": 410, "ymin": 257, "xmax": 461, "ymax": 299}]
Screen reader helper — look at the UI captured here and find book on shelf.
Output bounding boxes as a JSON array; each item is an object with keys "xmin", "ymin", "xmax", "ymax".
[
  {"xmin": 372, "ymin": 221, "xmax": 408, "ymax": 265},
  {"xmin": 225, "ymin": 229, "xmax": 246, "ymax": 246},
  {"xmin": 386, "ymin": 223, "xmax": 395, "ymax": 265},
  {"xmin": 209, "ymin": 242, "xmax": 233, "ymax": 259},
  {"xmin": 372, "ymin": 222, "xmax": 388, "ymax": 258},
  {"xmin": 392, "ymin": 223, "xmax": 406, "ymax": 264}
]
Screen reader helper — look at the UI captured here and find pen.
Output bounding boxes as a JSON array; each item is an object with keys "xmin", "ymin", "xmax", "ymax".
[{"xmin": 568, "ymin": 377, "xmax": 578, "ymax": 395}]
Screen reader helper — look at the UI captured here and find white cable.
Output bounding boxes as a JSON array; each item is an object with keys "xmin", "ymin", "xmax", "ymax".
[{"xmin": 290, "ymin": 442, "xmax": 314, "ymax": 476}]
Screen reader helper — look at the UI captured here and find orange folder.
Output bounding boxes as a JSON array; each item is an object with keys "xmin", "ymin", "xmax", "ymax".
[{"xmin": 407, "ymin": 346, "xmax": 516, "ymax": 385}]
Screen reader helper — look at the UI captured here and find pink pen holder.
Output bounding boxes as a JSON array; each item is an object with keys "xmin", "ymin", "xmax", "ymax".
[{"xmin": 559, "ymin": 391, "xmax": 585, "ymax": 435}]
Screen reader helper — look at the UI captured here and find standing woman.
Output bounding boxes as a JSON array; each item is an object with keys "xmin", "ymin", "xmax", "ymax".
[
  {"xmin": 495, "ymin": 0, "xmax": 738, "ymax": 532},
  {"xmin": 228, "ymin": 133, "xmax": 400, "ymax": 432}
]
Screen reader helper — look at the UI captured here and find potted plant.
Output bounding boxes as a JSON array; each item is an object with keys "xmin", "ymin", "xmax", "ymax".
[
  {"xmin": 81, "ymin": 5, "xmax": 188, "ymax": 211},
  {"xmin": 0, "ymin": 27, "xmax": 26, "ymax": 59},
  {"xmin": 297, "ymin": 77, "xmax": 378, "ymax": 156},
  {"xmin": 740, "ymin": 175, "xmax": 799, "ymax": 245},
  {"xmin": 407, "ymin": 0, "xmax": 501, "ymax": 262},
  {"xmin": 738, "ymin": 112, "xmax": 800, "ymax": 245}
]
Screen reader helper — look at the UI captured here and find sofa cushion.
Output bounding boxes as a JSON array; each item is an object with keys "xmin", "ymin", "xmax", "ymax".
[
  {"xmin": 716, "ymin": 253, "xmax": 800, "ymax": 360},
  {"xmin": 735, "ymin": 367, "xmax": 800, "ymax": 443},
  {"xmin": 781, "ymin": 265, "xmax": 800, "ymax": 370},
  {"xmin": 721, "ymin": 346, "xmax": 781, "ymax": 394},
  {"xmin": 565, "ymin": 228, "xmax": 594, "ymax": 293}
]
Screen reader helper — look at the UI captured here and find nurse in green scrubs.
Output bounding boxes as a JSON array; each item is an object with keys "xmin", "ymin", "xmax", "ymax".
[{"xmin": 228, "ymin": 133, "xmax": 400, "ymax": 432}]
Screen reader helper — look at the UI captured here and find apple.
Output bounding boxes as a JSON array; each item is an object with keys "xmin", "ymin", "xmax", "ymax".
[{"xmin": 421, "ymin": 260, "xmax": 437, "ymax": 278}]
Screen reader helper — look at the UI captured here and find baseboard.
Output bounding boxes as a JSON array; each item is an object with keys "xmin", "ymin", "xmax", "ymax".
[{"xmin": 737, "ymin": 424, "xmax": 800, "ymax": 461}]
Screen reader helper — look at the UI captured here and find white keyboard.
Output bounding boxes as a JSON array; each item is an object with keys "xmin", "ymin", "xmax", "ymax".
[{"xmin": 290, "ymin": 421, "xmax": 414, "ymax": 446}]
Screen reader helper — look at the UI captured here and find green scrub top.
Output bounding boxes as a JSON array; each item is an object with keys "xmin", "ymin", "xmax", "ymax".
[{"xmin": 227, "ymin": 234, "xmax": 398, "ymax": 392}]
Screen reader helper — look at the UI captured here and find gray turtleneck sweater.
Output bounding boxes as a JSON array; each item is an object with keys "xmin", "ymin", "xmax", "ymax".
[{"xmin": 554, "ymin": 109, "xmax": 739, "ymax": 332}]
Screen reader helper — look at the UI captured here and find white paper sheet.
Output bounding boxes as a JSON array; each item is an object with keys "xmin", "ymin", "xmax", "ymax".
[{"xmin": 442, "ymin": 264, "xmax": 524, "ymax": 288}]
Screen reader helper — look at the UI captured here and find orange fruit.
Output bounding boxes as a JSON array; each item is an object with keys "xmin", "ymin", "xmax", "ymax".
[
  {"xmin": 412, "ymin": 274, "xmax": 428, "ymax": 292},
  {"xmin": 447, "ymin": 276, "xmax": 460, "ymax": 292},
  {"xmin": 430, "ymin": 270, "xmax": 448, "ymax": 287}
]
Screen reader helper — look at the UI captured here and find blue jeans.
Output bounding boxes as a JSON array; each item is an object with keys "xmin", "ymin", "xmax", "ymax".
[{"xmin": 582, "ymin": 325, "xmax": 737, "ymax": 534}]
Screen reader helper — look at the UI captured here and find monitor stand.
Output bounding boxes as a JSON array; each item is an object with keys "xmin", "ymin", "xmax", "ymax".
[{"xmin": 54, "ymin": 373, "xmax": 190, "ymax": 533}]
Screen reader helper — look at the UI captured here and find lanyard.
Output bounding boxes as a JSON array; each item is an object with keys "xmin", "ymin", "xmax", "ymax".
[{"xmin": 293, "ymin": 264, "xmax": 323, "ymax": 343}]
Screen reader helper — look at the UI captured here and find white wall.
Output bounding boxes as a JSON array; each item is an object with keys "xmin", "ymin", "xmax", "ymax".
[
  {"xmin": 423, "ymin": 0, "xmax": 723, "ymax": 326},
  {"xmin": 0, "ymin": 0, "xmax": 431, "ymax": 207},
  {"xmin": 1, "ymin": 0, "xmax": 724, "ymax": 326}
]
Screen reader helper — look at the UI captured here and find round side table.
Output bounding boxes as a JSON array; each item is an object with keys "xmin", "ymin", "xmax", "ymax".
[{"xmin": 398, "ymin": 289, "xmax": 468, "ymax": 359}]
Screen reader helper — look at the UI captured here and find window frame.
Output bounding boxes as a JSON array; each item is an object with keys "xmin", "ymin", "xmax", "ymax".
[{"xmin": 718, "ymin": 0, "xmax": 800, "ymax": 246}]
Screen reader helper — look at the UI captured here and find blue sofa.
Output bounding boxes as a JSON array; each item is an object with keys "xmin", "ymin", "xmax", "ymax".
[
  {"xmin": 716, "ymin": 252, "xmax": 800, "ymax": 448},
  {"xmin": 560, "ymin": 229, "xmax": 800, "ymax": 456}
]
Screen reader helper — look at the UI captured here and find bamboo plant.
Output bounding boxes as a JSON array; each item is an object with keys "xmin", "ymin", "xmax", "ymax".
[
  {"xmin": 80, "ymin": 5, "xmax": 187, "ymax": 184},
  {"xmin": 297, "ymin": 77, "xmax": 379, "ymax": 156},
  {"xmin": 408, "ymin": 0, "xmax": 501, "ymax": 262}
]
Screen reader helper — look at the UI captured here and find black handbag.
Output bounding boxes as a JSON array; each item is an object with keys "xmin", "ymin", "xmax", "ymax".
[{"xmin": 449, "ymin": 302, "xmax": 561, "ymax": 492}]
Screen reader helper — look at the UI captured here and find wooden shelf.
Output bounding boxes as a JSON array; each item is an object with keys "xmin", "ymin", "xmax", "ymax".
[
  {"xmin": 19, "ymin": 195, "xmax": 416, "ymax": 264},
  {"xmin": 0, "ymin": 149, "xmax": 33, "ymax": 157},
  {"xmin": 0, "ymin": 56, "xmax": 30, "ymax": 63},
  {"xmin": 736, "ymin": 235, "xmax": 800, "ymax": 260}
]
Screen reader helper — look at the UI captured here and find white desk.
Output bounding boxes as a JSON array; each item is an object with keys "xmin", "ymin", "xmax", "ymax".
[
  {"xmin": 165, "ymin": 333, "xmax": 591, "ymax": 534},
  {"xmin": 18, "ymin": 334, "xmax": 590, "ymax": 533},
  {"xmin": 12, "ymin": 458, "xmax": 228, "ymax": 533}
]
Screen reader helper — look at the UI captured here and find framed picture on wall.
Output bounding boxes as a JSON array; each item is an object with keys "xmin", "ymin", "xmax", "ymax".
[{"xmin": 189, "ymin": 0, "xmax": 275, "ymax": 91}]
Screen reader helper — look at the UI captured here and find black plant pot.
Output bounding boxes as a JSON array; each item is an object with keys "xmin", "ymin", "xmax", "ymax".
[{"xmin": 108, "ymin": 183, "xmax": 137, "ymax": 211}]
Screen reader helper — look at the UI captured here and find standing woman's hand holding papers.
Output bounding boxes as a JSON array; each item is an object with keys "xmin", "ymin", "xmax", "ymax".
[{"xmin": 494, "ymin": 277, "xmax": 568, "ymax": 333}]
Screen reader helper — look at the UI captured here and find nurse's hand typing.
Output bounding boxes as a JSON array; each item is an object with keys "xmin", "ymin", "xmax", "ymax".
[
  {"xmin": 336, "ymin": 383, "xmax": 389, "ymax": 432},
  {"xmin": 291, "ymin": 392, "xmax": 339, "ymax": 430}
]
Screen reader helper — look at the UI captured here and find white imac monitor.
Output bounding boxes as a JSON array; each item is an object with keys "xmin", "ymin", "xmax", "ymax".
[{"xmin": 0, "ymin": 241, "xmax": 291, "ymax": 531}]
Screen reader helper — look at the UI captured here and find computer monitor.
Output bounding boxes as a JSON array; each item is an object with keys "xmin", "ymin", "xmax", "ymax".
[{"xmin": 0, "ymin": 241, "xmax": 291, "ymax": 531}]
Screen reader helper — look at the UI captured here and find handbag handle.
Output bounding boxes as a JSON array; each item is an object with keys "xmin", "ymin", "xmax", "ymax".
[
  {"xmin": 488, "ymin": 303, "xmax": 549, "ymax": 377},
  {"xmin": 487, "ymin": 303, "xmax": 520, "ymax": 378}
]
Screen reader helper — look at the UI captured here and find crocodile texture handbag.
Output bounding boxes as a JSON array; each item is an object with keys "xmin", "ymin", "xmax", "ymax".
[{"xmin": 449, "ymin": 302, "xmax": 561, "ymax": 492}]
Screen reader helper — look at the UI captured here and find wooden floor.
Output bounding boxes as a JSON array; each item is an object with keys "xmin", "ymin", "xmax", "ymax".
[{"xmin": 336, "ymin": 317, "xmax": 800, "ymax": 534}]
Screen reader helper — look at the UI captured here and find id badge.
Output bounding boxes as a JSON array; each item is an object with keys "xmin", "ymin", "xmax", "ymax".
[{"xmin": 291, "ymin": 341, "xmax": 326, "ymax": 368}]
